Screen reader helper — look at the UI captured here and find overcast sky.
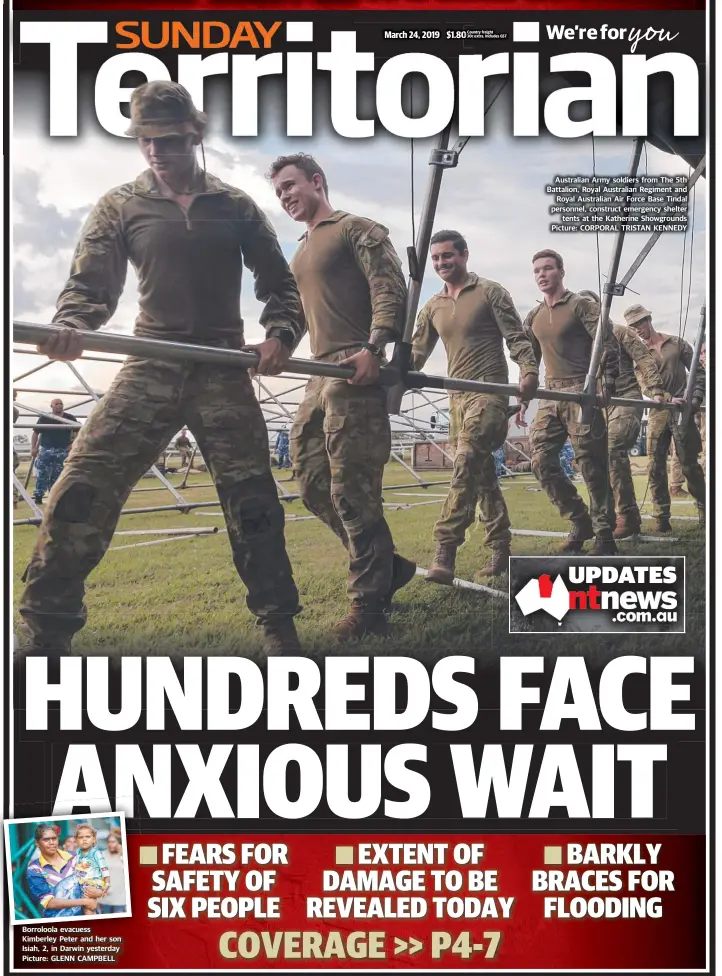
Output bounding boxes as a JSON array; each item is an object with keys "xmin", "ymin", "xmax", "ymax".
[{"xmin": 12, "ymin": 102, "xmax": 706, "ymax": 434}]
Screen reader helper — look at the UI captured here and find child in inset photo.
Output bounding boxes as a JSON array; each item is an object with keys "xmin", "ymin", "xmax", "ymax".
[{"xmin": 73, "ymin": 824, "xmax": 109, "ymax": 915}]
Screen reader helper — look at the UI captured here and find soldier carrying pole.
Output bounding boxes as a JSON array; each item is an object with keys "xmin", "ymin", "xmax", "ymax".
[{"xmin": 16, "ymin": 81, "xmax": 305, "ymax": 658}]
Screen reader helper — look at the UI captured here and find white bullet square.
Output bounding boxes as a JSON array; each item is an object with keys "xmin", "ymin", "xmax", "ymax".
[
  {"xmin": 513, "ymin": 22, "xmax": 540, "ymax": 43},
  {"xmin": 287, "ymin": 22, "xmax": 314, "ymax": 43}
]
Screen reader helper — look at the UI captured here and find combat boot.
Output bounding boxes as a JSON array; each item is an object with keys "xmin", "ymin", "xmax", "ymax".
[
  {"xmin": 589, "ymin": 534, "xmax": 618, "ymax": 556},
  {"xmin": 669, "ymin": 487, "xmax": 690, "ymax": 499},
  {"xmin": 613, "ymin": 516, "xmax": 641, "ymax": 540},
  {"xmin": 260, "ymin": 617, "xmax": 302, "ymax": 655},
  {"xmin": 334, "ymin": 602, "xmax": 388, "ymax": 642},
  {"xmin": 425, "ymin": 544, "xmax": 457, "ymax": 585},
  {"xmin": 14, "ymin": 622, "xmax": 72, "ymax": 657},
  {"xmin": 558, "ymin": 516, "xmax": 594, "ymax": 554},
  {"xmin": 474, "ymin": 546, "xmax": 511, "ymax": 580},
  {"xmin": 654, "ymin": 517, "xmax": 673, "ymax": 534},
  {"xmin": 381, "ymin": 554, "xmax": 417, "ymax": 611}
]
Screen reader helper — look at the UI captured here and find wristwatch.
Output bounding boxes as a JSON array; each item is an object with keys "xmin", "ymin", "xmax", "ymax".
[
  {"xmin": 268, "ymin": 328, "xmax": 296, "ymax": 350},
  {"xmin": 361, "ymin": 341, "xmax": 383, "ymax": 358}
]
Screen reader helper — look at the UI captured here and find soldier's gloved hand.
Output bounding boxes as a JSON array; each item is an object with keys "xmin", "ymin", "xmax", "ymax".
[
  {"xmin": 339, "ymin": 348, "xmax": 381, "ymax": 386},
  {"xmin": 37, "ymin": 326, "xmax": 84, "ymax": 362},
  {"xmin": 247, "ymin": 337, "xmax": 291, "ymax": 376},
  {"xmin": 518, "ymin": 373, "xmax": 539, "ymax": 402}
]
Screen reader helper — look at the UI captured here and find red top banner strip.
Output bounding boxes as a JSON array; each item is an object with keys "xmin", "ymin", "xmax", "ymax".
[{"xmin": 11, "ymin": 0, "xmax": 707, "ymax": 10}]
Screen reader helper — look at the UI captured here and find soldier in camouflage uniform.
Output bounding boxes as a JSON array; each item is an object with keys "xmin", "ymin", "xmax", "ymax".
[
  {"xmin": 669, "ymin": 339, "xmax": 707, "ymax": 494},
  {"xmin": 410, "ymin": 231, "xmax": 538, "ymax": 583},
  {"xmin": 579, "ymin": 291, "xmax": 666, "ymax": 539},
  {"xmin": 523, "ymin": 250, "xmax": 619, "ymax": 555},
  {"xmin": 624, "ymin": 304, "xmax": 705, "ymax": 533},
  {"xmin": 268, "ymin": 153, "xmax": 416, "ymax": 641},
  {"xmin": 16, "ymin": 82, "xmax": 304, "ymax": 657}
]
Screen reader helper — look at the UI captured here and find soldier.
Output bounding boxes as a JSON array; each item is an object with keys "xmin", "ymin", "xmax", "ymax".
[
  {"xmin": 174, "ymin": 427, "xmax": 193, "ymax": 469},
  {"xmin": 268, "ymin": 153, "xmax": 416, "ymax": 640},
  {"xmin": 16, "ymin": 82, "xmax": 304, "ymax": 657},
  {"xmin": 579, "ymin": 291, "xmax": 666, "ymax": 539},
  {"xmin": 669, "ymin": 339, "xmax": 707, "ymax": 494},
  {"xmin": 410, "ymin": 230, "xmax": 538, "ymax": 582},
  {"xmin": 623, "ymin": 304, "xmax": 705, "ymax": 533},
  {"xmin": 522, "ymin": 250, "xmax": 619, "ymax": 554}
]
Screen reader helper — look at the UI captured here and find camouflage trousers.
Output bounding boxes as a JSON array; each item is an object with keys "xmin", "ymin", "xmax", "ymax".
[
  {"xmin": 530, "ymin": 379, "xmax": 613, "ymax": 537},
  {"xmin": 669, "ymin": 443, "xmax": 684, "ymax": 491},
  {"xmin": 670, "ymin": 412, "xmax": 706, "ymax": 486},
  {"xmin": 606, "ymin": 402, "xmax": 643, "ymax": 524},
  {"xmin": 18, "ymin": 358, "xmax": 300, "ymax": 643},
  {"xmin": 291, "ymin": 362, "xmax": 394, "ymax": 606},
  {"xmin": 435, "ymin": 392, "xmax": 511, "ymax": 550},
  {"xmin": 646, "ymin": 407, "xmax": 705, "ymax": 519},
  {"xmin": 34, "ymin": 446, "xmax": 70, "ymax": 500}
]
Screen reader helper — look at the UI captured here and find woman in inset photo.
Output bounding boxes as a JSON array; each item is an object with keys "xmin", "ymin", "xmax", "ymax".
[{"xmin": 25, "ymin": 824, "xmax": 99, "ymax": 918}]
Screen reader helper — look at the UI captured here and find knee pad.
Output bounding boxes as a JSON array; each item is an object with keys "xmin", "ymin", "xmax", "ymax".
[
  {"xmin": 54, "ymin": 483, "xmax": 96, "ymax": 523},
  {"xmin": 450, "ymin": 451, "xmax": 473, "ymax": 487},
  {"xmin": 228, "ymin": 476, "xmax": 282, "ymax": 538},
  {"xmin": 331, "ymin": 485, "xmax": 380, "ymax": 530}
]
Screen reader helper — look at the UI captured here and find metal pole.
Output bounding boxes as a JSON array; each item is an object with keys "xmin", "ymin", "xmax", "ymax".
[
  {"xmin": 12, "ymin": 360, "xmax": 54, "ymax": 383},
  {"xmin": 14, "ymin": 321, "xmax": 374, "ymax": 385},
  {"xmin": 178, "ymin": 444, "xmax": 199, "ymax": 488},
  {"xmin": 13, "ymin": 475, "xmax": 43, "ymax": 518},
  {"xmin": 14, "ymin": 322, "xmax": 687, "ymax": 413},
  {"xmin": 680, "ymin": 305, "xmax": 706, "ymax": 427},
  {"xmin": 23, "ymin": 457, "xmax": 36, "ymax": 489},
  {"xmin": 581, "ymin": 137, "xmax": 644, "ymax": 423},
  {"xmin": 617, "ymin": 156, "xmax": 706, "ymax": 290},
  {"xmin": 401, "ymin": 129, "xmax": 452, "ymax": 348}
]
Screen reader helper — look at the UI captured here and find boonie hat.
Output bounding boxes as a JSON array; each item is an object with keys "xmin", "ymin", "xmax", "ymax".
[
  {"xmin": 624, "ymin": 304, "xmax": 653, "ymax": 327},
  {"xmin": 125, "ymin": 81, "xmax": 206, "ymax": 139}
]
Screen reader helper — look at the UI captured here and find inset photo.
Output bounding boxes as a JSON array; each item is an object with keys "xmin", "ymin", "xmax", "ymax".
[{"xmin": 5, "ymin": 813, "xmax": 131, "ymax": 924}]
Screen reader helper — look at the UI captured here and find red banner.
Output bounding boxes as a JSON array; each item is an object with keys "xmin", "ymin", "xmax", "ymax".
[{"xmin": 13, "ymin": 834, "xmax": 706, "ymax": 970}]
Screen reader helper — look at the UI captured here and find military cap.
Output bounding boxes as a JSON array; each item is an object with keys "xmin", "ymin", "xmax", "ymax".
[
  {"xmin": 125, "ymin": 81, "xmax": 206, "ymax": 139},
  {"xmin": 624, "ymin": 304, "xmax": 653, "ymax": 327}
]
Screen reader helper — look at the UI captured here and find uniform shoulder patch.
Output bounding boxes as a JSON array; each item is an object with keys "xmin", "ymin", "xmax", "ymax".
[{"xmin": 356, "ymin": 220, "xmax": 390, "ymax": 247}]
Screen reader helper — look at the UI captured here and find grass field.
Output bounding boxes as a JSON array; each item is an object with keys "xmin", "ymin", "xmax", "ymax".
[{"xmin": 13, "ymin": 460, "xmax": 705, "ymax": 663}]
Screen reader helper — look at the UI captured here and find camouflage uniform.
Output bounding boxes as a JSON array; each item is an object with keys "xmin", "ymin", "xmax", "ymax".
[
  {"xmin": 606, "ymin": 324, "xmax": 665, "ymax": 529},
  {"xmin": 525, "ymin": 292, "xmax": 618, "ymax": 539},
  {"xmin": 669, "ymin": 445, "xmax": 685, "ymax": 493},
  {"xmin": 699, "ymin": 412, "xmax": 706, "ymax": 475},
  {"xmin": 643, "ymin": 333, "xmax": 705, "ymax": 519},
  {"xmin": 18, "ymin": 169, "xmax": 304, "ymax": 646},
  {"xmin": 289, "ymin": 211, "xmax": 406, "ymax": 607},
  {"xmin": 411, "ymin": 275, "xmax": 537, "ymax": 553}
]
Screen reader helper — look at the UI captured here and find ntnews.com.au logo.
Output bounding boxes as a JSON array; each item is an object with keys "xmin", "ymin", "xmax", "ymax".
[{"xmin": 509, "ymin": 556, "xmax": 685, "ymax": 634}]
